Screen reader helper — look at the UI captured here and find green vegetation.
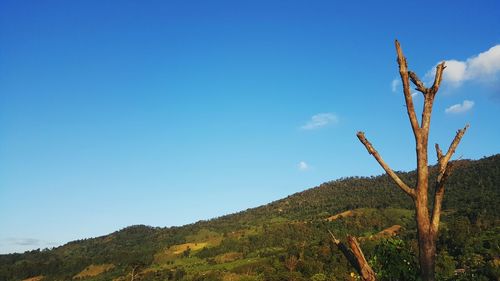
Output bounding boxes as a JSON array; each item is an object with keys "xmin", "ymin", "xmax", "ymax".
[{"xmin": 1, "ymin": 155, "xmax": 499, "ymax": 281}]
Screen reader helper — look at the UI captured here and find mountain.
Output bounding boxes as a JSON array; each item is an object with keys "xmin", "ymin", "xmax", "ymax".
[{"xmin": 1, "ymin": 155, "xmax": 499, "ymax": 281}]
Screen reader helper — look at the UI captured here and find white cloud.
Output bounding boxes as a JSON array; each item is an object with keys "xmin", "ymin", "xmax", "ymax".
[
  {"xmin": 391, "ymin": 78, "xmax": 400, "ymax": 92},
  {"xmin": 301, "ymin": 113, "xmax": 338, "ymax": 130},
  {"xmin": 445, "ymin": 100, "xmax": 474, "ymax": 114},
  {"xmin": 426, "ymin": 44, "xmax": 500, "ymax": 87},
  {"xmin": 298, "ymin": 161, "xmax": 309, "ymax": 171},
  {"xmin": 468, "ymin": 45, "xmax": 500, "ymax": 78},
  {"xmin": 441, "ymin": 60, "xmax": 467, "ymax": 85}
]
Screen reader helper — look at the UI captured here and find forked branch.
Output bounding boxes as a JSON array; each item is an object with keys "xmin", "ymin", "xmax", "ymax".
[
  {"xmin": 357, "ymin": 132, "xmax": 416, "ymax": 198},
  {"xmin": 430, "ymin": 62, "xmax": 446, "ymax": 95},
  {"xmin": 420, "ymin": 62, "xmax": 448, "ymax": 132},
  {"xmin": 431, "ymin": 124, "xmax": 469, "ymax": 232}
]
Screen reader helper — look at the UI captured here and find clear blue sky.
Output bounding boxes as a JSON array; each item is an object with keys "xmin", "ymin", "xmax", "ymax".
[{"xmin": 1, "ymin": 0, "xmax": 499, "ymax": 254}]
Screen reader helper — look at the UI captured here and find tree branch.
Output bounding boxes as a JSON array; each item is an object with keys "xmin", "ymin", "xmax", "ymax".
[
  {"xmin": 395, "ymin": 40, "xmax": 421, "ymax": 136},
  {"xmin": 328, "ymin": 230, "xmax": 358, "ymax": 269},
  {"xmin": 430, "ymin": 62, "xmax": 446, "ymax": 95},
  {"xmin": 439, "ymin": 124, "xmax": 469, "ymax": 172},
  {"xmin": 431, "ymin": 161, "xmax": 454, "ymax": 234},
  {"xmin": 357, "ymin": 132, "xmax": 416, "ymax": 199},
  {"xmin": 408, "ymin": 71, "xmax": 427, "ymax": 94},
  {"xmin": 431, "ymin": 124, "xmax": 469, "ymax": 232},
  {"xmin": 420, "ymin": 63, "xmax": 446, "ymax": 132},
  {"xmin": 435, "ymin": 143, "xmax": 443, "ymax": 162}
]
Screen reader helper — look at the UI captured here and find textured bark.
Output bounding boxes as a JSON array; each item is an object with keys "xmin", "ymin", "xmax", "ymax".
[
  {"xmin": 354, "ymin": 40, "xmax": 468, "ymax": 281},
  {"xmin": 329, "ymin": 231, "xmax": 376, "ymax": 281},
  {"xmin": 347, "ymin": 236, "xmax": 377, "ymax": 281}
]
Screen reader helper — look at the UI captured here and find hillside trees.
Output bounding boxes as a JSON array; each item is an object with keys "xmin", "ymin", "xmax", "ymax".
[{"xmin": 353, "ymin": 40, "xmax": 469, "ymax": 280}]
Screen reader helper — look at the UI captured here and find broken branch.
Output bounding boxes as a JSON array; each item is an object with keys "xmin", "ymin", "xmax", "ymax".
[
  {"xmin": 347, "ymin": 236, "xmax": 376, "ymax": 281},
  {"xmin": 440, "ymin": 124, "xmax": 469, "ymax": 171},
  {"xmin": 395, "ymin": 40, "xmax": 421, "ymax": 136},
  {"xmin": 435, "ymin": 143, "xmax": 443, "ymax": 162},
  {"xmin": 328, "ymin": 231, "xmax": 376, "ymax": 281},
  {"xmin": 408, "ymin": 71, "xmax": 427, "ymax": 94},
  {"xmin": 430, "ymin": 62, "xmax": 446, "ymax": 95}
]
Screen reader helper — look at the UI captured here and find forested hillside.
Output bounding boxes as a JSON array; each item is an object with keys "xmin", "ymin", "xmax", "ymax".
[{"xmin": 1, "ymin": 155, "xmax": 499, "ymax": 281}]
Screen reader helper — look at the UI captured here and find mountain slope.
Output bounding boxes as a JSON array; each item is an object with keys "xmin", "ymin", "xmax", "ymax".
[{"xmin": 1, "ymin": 155, "xmax": 499, "ymax": 281}]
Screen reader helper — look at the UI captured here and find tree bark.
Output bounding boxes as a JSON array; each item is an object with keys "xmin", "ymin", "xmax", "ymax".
[
  {"xmin": 347, "ymin": 236, "xmax": 377, "ymax": 281},
  {"xmin": 416, "ymin": 203, "xmax": 436, "ymax": 281},
  {"xmin": 329, "ymin": 231, "xmax": 376, "ymax": 281}
]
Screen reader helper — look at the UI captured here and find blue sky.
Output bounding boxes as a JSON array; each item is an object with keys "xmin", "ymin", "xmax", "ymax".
[{"xmin": 0, "ymin": 0, "xmax": 499, "ymax": 254}]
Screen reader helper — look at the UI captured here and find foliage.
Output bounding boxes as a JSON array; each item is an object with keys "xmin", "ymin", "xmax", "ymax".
[
  {"xmin": 310, "ymin": 273, "xmax": 327, "ymax": 281},
  {"xmin": 370, "ymin": 238, "xmax": 418, "ymax": 281}
]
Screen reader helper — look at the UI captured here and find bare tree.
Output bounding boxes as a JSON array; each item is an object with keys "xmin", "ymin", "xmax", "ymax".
[
  {"xmin": 284, "ymin": 255, "xmax": 299, "ymax": 281},
  {"xmin": 130, "ymin": 265, "xmax": 139, "ymax": 281},
  {"xmin": 129, "ymin": 263, "xmax": 144, "ymax": 281},
  {"xmin": 284, "ymin": 255, "xmax": 298, "ymax": 272},
  {"xmin": 354, "ymin": 40, "xmax": 468, "ymax": 281}
]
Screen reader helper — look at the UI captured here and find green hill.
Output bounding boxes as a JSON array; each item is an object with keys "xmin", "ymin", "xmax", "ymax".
[{"xmin": 1, "ymin": 155, "xmax": 499, "ymax": 281}]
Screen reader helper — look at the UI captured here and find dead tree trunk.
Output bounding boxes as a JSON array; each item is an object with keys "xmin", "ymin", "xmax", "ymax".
[
  {"xmin": 355, "ymin": 40, "xmax": 468, "ymax": 281},
  {"xmin": 329, "ymin": 230, "xmax": 376, "ymax": 281}
]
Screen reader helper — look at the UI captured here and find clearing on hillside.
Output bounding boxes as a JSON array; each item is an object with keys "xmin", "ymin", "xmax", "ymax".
[
  {"xmin": 22, "ymin": 276, "xmax": 44, "ymax": 281},
  {"xmin": 325, "ymin": 210, "xmax": 356, "ymax": 221},
  {"xmin": 73, "ymin": 264, "xmax": 115, "ymax": 279}
]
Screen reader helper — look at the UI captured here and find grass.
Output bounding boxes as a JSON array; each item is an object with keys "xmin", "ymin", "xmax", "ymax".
[
  {"xmin": 73, "ymin": 264, "xmax": 115, "ymax": 279},
  {"xmin": 171, "ymin": 242, "xmax": 209, "ymax": 254}
]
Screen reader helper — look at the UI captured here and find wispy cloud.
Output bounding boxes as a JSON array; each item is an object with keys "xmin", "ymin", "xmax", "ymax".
[
  {"xmin": 0, "ymin": 238, "xmax": 59, "ymax": 251},
  {"xmin": 298, "ymin": 161, "xmax": 309, "ymax": 171},
  {"xmin": 391, "ymin": 78, "xmax": 400, "ymax": 92},
  {"xmin": 426, "ymin": 44, "xmax": 500, "ymax": 88},
  {"xmin": 301, "ymin": 113, "xmax": 338, "ymax": 130},
  {"xmin": 7, "ymin": 238, "xmax": 42, "ymax": 246},
  {"xmin": 445, "ymin": 100, "xmax": 474, "ymax": 114}
]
